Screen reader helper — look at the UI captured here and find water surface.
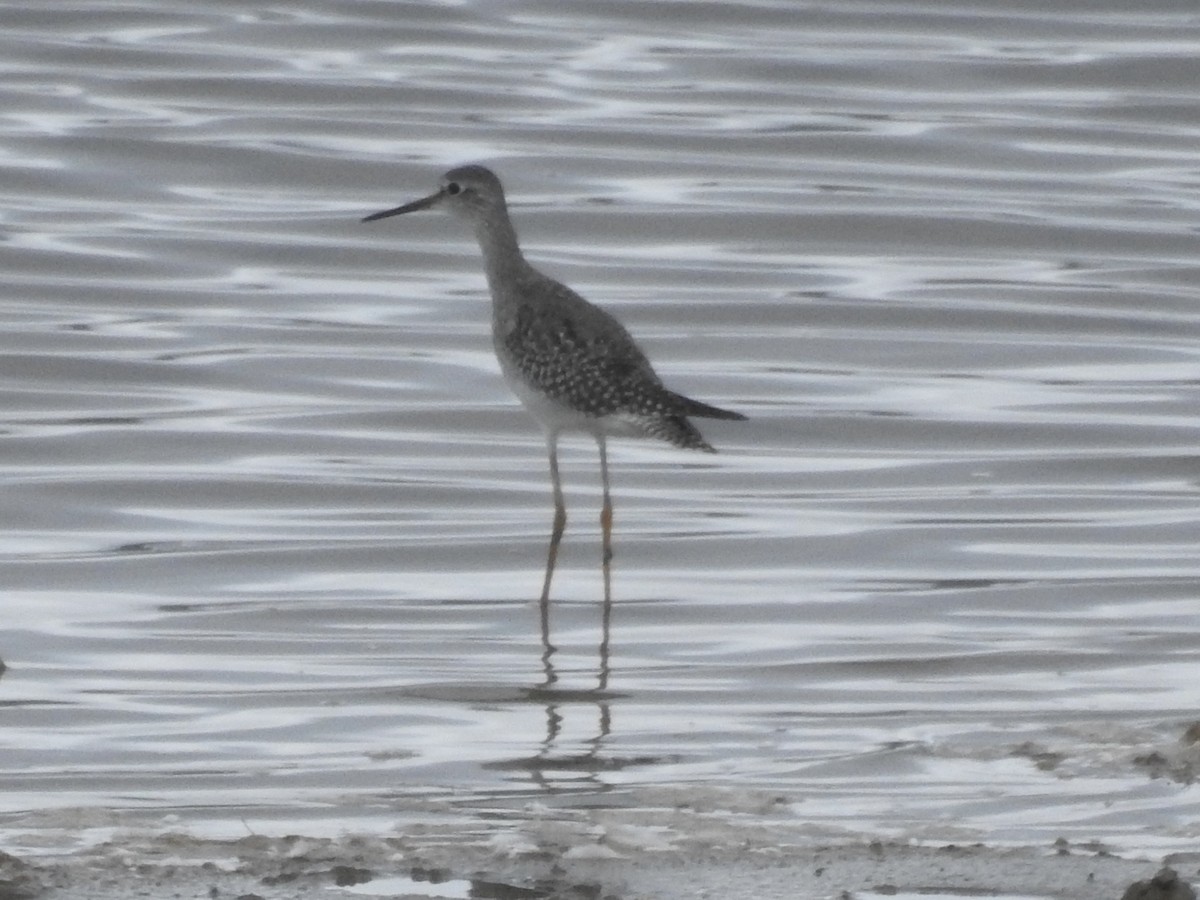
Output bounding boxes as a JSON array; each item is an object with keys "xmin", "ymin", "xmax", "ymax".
[{"xmin": 2, "ymin": 0, "xmax": 1199, "ymax": 872}]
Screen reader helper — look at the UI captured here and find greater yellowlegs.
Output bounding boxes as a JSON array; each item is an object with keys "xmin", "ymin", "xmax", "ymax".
[{"xmin": 363, "ymin": 165, "xmax": 745, "ymax": 602}]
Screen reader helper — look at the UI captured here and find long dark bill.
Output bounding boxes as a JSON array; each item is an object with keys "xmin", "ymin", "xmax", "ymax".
[{"xmin": 361, "ymin": 190, "xmax": 442, "ymax": 223}]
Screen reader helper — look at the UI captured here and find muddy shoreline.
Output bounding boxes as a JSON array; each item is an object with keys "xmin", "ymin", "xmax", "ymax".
[{"xmin": 3, "ymin": 830, "xmax": 1196, "ymax": 900}]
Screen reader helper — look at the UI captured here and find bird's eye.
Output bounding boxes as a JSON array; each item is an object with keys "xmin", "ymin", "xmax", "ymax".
[{"xmin": 446, "ymin": 182, "xmax": 461, "ymax": 195}]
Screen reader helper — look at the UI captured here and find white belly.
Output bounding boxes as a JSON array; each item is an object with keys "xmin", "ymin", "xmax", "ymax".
[{"xmin": 504, "ymin": 374, "xmax": 645, "ymax": 439}]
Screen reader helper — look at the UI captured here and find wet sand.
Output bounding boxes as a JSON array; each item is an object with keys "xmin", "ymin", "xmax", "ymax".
[{"xmin": 4, "ymin": 831, "xmax": 1196, "ymax": 900}]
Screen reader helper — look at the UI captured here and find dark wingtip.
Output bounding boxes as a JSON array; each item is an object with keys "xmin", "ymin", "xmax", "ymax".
[{"xmin": 674, "ymin": 394, "xmax": 748, "ymax": 421}]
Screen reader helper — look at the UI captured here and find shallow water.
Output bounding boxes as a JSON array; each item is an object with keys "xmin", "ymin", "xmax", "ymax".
[{"xmin": 2, "ymin": 0, "xmax": 1200, "ymax": 871}]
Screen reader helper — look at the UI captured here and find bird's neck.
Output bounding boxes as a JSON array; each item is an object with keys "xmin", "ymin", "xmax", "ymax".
[{"xmin": 471, "ymin": 211, "xmax": 529, "ymax": 290}]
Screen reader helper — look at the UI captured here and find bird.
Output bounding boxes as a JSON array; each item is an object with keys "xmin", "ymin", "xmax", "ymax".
[{"xmin": 362, "ymin": 164, "xmax": 745, "ymax": 603}]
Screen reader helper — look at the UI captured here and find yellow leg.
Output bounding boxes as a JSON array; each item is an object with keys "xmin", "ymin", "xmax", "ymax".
[
  {"xmin": 598, "ymin": 560, "xmax": 613, "ymax": 691},
  {"xmin": 598, "ymin": 435, "xmax": 613, "ymax": 604},
  {"xmin": 539, "ymin": 433, "xmax": 566, "ymax": 606}
]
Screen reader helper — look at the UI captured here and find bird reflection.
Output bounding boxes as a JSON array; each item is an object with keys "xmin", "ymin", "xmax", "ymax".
[
  {"xmin": 479, "ymin": 585, "xmax": 673, "ymax": 793},
  {"xmin": 484, "ymin": 586, "xmax": 619, "ymax": 795}
]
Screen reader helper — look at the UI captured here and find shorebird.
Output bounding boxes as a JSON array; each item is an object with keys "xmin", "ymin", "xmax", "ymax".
[{"xmin": 363, "ymin": 165, "xmax": 745, "ymax": 602}]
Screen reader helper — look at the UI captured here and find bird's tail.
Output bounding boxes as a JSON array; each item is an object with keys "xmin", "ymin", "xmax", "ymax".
[{"xmin": 671, "ymin": 392, "xmax": 748, "ymax": 421}]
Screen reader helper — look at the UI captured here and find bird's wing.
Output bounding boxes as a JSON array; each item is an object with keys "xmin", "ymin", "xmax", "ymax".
[{"xmin": 502, "ymin": 298, "xmax": 673, "ymax": 418}]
